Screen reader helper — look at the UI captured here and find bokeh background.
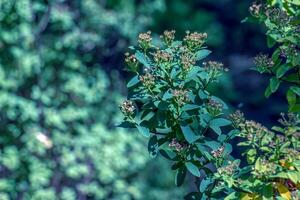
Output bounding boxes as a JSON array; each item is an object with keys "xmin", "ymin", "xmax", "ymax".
[{"xmin": 0, "ymin": 0, "xmax": 285, "ymax": 199}]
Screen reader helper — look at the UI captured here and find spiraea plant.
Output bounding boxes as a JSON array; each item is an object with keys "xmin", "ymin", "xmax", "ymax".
[
  {"xmin": 120, "ymin": 4, "xmax": 300, "ymax": 198},
  {"xmin": 119, "ymin": 30, "xmax": 237, "ymax": 199},
  {"xmin": 248, "ymin": 0, "xmax": 300, "ymax": 112},
  {"xmin": 223, "ymin": 111, "xmax": 300, "ymax": 199},
  {"xmin": 219, "ymin": 1, "xmax": 300, "ymax": 199}
]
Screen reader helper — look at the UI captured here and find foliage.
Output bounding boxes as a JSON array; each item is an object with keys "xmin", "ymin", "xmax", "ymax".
[
  {"xmin": 0, "ymin": 0, "xmax": 185, "ymax": 199},
  {"xmin": 226, "ymin": 111, "xmax": 300, "ymax": 199},
  {"xmin": 120, "ymin": 1, "xmax": 300, "ymax": 199},
  {"xmin": 120, "ymin": 30, "xmax": 236, "ymax": 199},
  {"xmin": 248, "ymin": 0, "xmax": 300, "ymax": 112},
  {"xmin": 221, "ymin": 1, "xmax": 300, "ymax": 199}
]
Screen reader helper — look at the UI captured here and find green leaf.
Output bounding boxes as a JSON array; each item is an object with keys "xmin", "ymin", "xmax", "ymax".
[
  {"xmin": 270, "ymin": 77, "xmax": 280, "ymax": 93},
  {"xmin": 286, "ymin": 0, "xmax": 300, "ymax": 6},
  {"xmin": 290, "ymin": 104, "xmax": 300, "ymax": 112},
  {"xmin": 159, "ymin": 149, "xmax": 176, "ymax": 160},
  {"xmin": 141, "ymin": 110, "xmax": 155, "ymax": 121},
  {"xmin": 170, "ymin": 67, "xmax": 180, "ymax": 79},
  {"xmin": 292, "ymin": 53, "xmax": 300, "ymax": 66},
  {"xmin": 290, "ymin": 86, "xmax": 300, "ymax": 96},
  {"xmin": 262, "ymin": 184, "xmax": 273, "ymax": 200},
  {"xmin": 175, "ymin": 167, "xmax": 187, "ymax": 186},
  {"xmin": 154, "ymin": 100, "xmax": 169, "ymax": 110},
  {"xmin": 185, "ymin": 162, "xmax": 200, "ymax": 177},
  {"xmin": 210, "ymin": 118, "xmax": 232, "ymax": 127},
  {"xmin": 224, "ymin": 143, "xmax": 232, "ymax": 155},
  {"xmin": 209, "ymin": 125, "xmax": 222, "ymax": 135},
  {"xmin": 265, "ymin": 84, "xmax": 272, "ymax": 98},
  {"xmin": 209, "ymin": 118, "xmax": 231, "ymax": 135},
  {"xmin": 267, "ymin": 35, "xmax": 276, "ymax": 48},
  {"xmin": 156, "ymin": 127, "xmax": 172, "ymax": 134},
  {"xmin": 162, "ymin": 90, "xmax": 173, "ymax": 100},
  {"xmin": 136, "ymin": 125, "xmax": 150, "ymax": 137},
  {"xmin": 199, "ymin": 179, "xmax": 213, "ymax": 193},
  {"xmin": 204, "ymin": 141, "xmax": 221, "ymax": 150},
  {"xmin": 135, "ymin": 51, "xmax": 150, "ymax": 67},
  {"xmin": 186, "ymin": 66, "xmax": 202, "ymax": 79},
  {"xmin": 195, "ymin": 49, "xmax": 211, "ymax": 61},
  {"xmin": 224, "ymin": 192, "xmax": 238, "ymax": 200},
  {"xmin": 127, "ymin": 75, "xmax": 140, "ymax": 88},
  {"xmin": 287, "ymin": 171, "xmax": 300, "ymax": 184},
  {"xmin": 181, "ymin": 104, "xmax": 201, "ymax": 111},
  {"xmin": 116, "ymin": 121, "xmax": 135, "ymax": 128},
  {"xmin": 287, "ymin": 89, "xmax": 297, "ymax": 110},
  {"xmin": 272, "ymin": 48, "xmax": 280, "ymax": 62},
  {"xmin": 246, "ymin": 149, "xmax": 257, "ymax": 164},
  {"xmin": 180, "ymin": 125, "xmax": 199, "ymax": 143},
  {"xmin": 211, "ymin": 96, "xmax": 229, "ymax": 109},
  {"xmin": 148, "ymin": 135, "xmax": 158, "ymax": 158},
  {"xmin": 271, "ymin": 126, "xmax": 285, "ymax": 133},
  {"xmin": 276, "ymin": 64, "xmax": 290, "ymax": 78}
]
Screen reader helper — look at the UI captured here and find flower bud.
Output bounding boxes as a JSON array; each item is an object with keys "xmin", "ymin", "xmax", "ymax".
[
  {"xmin": 138, "ymin": 31, "xmax": 152, "ymax": 50},
  {"xmin": 160, "ymin": 30, "xmax": 176, "ymax": 46},
  {"xmin": 206, "ymin": 98, "xmax": 223, "ymax": 116},
  {"xmin": 180, "ymin": 53, "xmax": 195, "ymax": 71},
  {"xmin": 249, "ymin": 3, "xmax": 262, "ymax": 16},
  {"xmin": 203, "ymin": 61, "xmax": 228, "ymax": 80},
  {"xmin": 169, "ymin": 138, "xmax": 187, "ymax": 152},
  {"xmin": 211, "ymin": 146, "xmax": 225, "ymax": 158},
  {"xmin": 125, "ymin": 52, "xmax": 138, "ymax": 72},
  {"xmin": 172, "ymin": 89, "xmax": 190, "ymax": 106},
  {"xmin": 153, "ymin": 50, "xmax": 172, "ymax": 63},
  {"xmin": 184, "ymin": 31, "xmax": 207, "ymax": 52},
  {"xmin": 139, "ymin": 73, "xmax": 155, "ymax": 89},
  {"xmin": 120, "ymin": 100, "xmax": 135, "ymax": 117},
  {"xmin": 253, "ymin": 53, "xmax": 274, "ymax": 72}
]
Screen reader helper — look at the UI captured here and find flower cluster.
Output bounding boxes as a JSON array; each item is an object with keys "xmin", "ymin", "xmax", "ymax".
[
  {"xmin": 139, "ymin": 73, "xmax": 155, "ymax": 89},
  {"xmin": 161, "ymin": 30, "xmax": 176, "ymax": 46},
  {"xmin": 120, "ymin": 100, "xmax": 135, "ymax": 117},
  {"xmin": 278, "ymin": 112, "xmax": 300, "ymax": 127},
  {"xmin": 183, "ymin": 31, "xmax": 207, "ymax": 51},
  {"xmin": 138, "ymin": 31, "xmax": 152, "ymax": 50},
  {"xmin": 206, "ymin": 98, "xmax": 223, "ymax": 116},
  {"xmin": 253, "ymin": 53, "xmax": 274, "ymax": 72},
  {"xmin": 239, "ymin": 120, "xmax": 271, "ymax": 140},
  {"xmin": 180, "ymin": 53, "xmax": 195, "ymax": 71},
  {"xmin": 266, "ymin": 8, "xmax": 290, "ymax": 26},
  {"xmin": 125, "ymin": 52, "xmax": 138, "ymax": 72},
  {"xmin": 169, "ymin": 138, "xmax": 188, "ymax": 152},
  {"xmin": 284, "ymin": 148, "xmax": 300, "ymax": 161},
  {"xmin": 203, "ymin": 61, "xmax": 228, "ymax": 80},
  {"xmin": 211, "ymin": 146, "xmax": 225, "ymax": 158},
  {"xmin": 249, "ymin": 3, "xmax": 262, "ymax": 16},
  {"xmin": 279, "ymin": 44, "xmax": 298, "ymax": 58},
  {"xmin": 153, "ymin": 50, "xmax": 172, "ymax": 63},
  {"xmin": 217, "ymin": 161, "xmax": 239, "ymax": 176},
  {"xmin": 252, "ymin": 159, "xmax": 276, "ymax": 178},
  {"xmin": 172, "ymin": 89, "xmax": 190, "ymax": 106},
  {"xmin": 229, "ymin": 110, "xmax": 245, "ymax": 128}
]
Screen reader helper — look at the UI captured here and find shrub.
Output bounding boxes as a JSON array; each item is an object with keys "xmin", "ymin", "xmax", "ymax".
[
  {"xmin": 120, "ymin": 1, "xmax": 300, "ymax": 197},
  {"xmin": 248, "ymin": 0, "xmax": 300, "ymax": 111},
  {"xmin": 120, "ymin": 30, "xmax": 237, "ymax": 199}
]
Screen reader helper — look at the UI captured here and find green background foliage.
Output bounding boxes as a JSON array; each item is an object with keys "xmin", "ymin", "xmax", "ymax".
[{"xmin": 0, "ymin": 0, "xmax": 185, "ymax": 199}]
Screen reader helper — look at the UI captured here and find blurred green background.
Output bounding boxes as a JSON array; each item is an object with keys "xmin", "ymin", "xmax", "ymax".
[{"xmin": 0, "ymin": 0, "xmax": 283, "ymax": 199}]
